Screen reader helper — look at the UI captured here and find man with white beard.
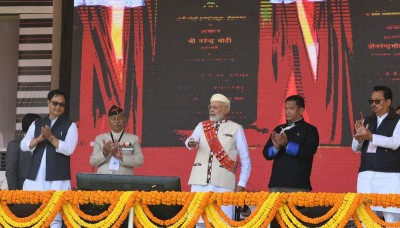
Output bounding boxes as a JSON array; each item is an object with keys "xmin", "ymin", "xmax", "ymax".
[{"xmin": 185, "ymin": 93, "xmax": 251, "ymax": 226}]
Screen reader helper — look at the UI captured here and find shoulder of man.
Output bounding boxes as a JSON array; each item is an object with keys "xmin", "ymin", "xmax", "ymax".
[
  {"xmin": 123, "ymin": 132, "xmax": 139, "ymax": 138},
  {"xmin": 95, "ymin": 132, "xmax": 111, "ymax": 140},
  {"xmin": 225, "ymin": 120, "xmax": 242, "ymax": 128},
  {"xmin": 303, "ymin": 121, "xmax": 319, "ymax": 133},
  {"xmin": 9, "ymin": 137, "xmax": 23, "ymax": 145},
  {"xmin": 59, "ymin": 115, "xmax": 74, "ymax": 125},
  {"xmin": 6, "ymin": 138, "xmax": 20, "ymax": 152}
]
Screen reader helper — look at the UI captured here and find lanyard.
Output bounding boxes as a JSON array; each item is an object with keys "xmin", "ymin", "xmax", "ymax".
[{"xmin": 110, "ymin": 130, "xmax": 124, "ymax": 143}]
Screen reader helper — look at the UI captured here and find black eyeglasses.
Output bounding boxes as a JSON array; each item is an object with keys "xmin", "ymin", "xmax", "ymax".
[
  {"xmin": 368, "ymin": 99, "xmax": 383, "ymax": 105},
  {"xmin": 50, "ymin": 100, "xmax": 65, "ymax": 108}
]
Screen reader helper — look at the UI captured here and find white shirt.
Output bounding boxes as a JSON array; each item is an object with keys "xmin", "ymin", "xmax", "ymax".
[
  {"xmin": 352, "ymin": 113, "xmax": 400, "ymax": 152},
  {"xmin": 185, "ymin": 123, "xmax": 251, "ymax": 188},
  {"xmin": 20, "ymin": 117, "xmax": 78, "ymax": 191},
  {"xmin": 351, "ymin": 112, "xmax": 400, "ymax": 213}
]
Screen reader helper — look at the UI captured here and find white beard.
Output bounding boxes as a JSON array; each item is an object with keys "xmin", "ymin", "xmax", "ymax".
[{"xmin": 209, "ymin": 113, "xmax": 224, "ymax": 122}]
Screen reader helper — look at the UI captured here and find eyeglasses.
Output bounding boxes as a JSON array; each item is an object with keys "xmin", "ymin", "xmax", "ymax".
[
  {"xmin": 368, "ymin": 99, "xmax": 384, "ymax": 105},
  {"xmin": 50, "ymin": 100, "xmax": 65, "ymax": 108}
]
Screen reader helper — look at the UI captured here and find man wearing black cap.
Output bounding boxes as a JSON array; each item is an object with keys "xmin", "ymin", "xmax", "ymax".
[{"xmin": 90, "ymin": 105, "xmax": 143, "ymax": 174}]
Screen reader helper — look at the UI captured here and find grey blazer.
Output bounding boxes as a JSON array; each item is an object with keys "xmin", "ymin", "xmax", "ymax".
[{"xmin": 5, "ymin": 137, "xmax": 32, "ymax": 190}]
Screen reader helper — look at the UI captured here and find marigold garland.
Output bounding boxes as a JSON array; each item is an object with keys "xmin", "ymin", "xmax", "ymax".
[
  {"xmin": 209, "ymin": 191, "xmax": 270, "ymax": 227},
  {"xmin": 0, "ymin": 202, "xmax": 46, "ymax": 223},
  {"xmin": 62, "ymin": 191, "xmax": 133, "ymax": 228},
  {"xmin": 180, "ymin": 191, "xmax": 211, "ymax": 228},
  {"xmin": 275, "ymin": 212, "xmax": 288, "ymax": 228},
  {"xmin": 363, "ymin": 194, "xmax": 400, "ymax": 227},
  {"xmin": 2, "ymin": 190, "xmax": 400, "ymax": 227},
  {"xmin": 337, "ymin": 194, "xmax": 361, "ymax": 228},
  {"xmin": 0, "ymin": 190, "xmax": 64, "ymax": 228},
  {"xmin": 320, "ymin": 193, "xmax": 358, "ymax": 228},
  {"xmin": 245, "ymin": 192, "xmax": 283, "ymax": 227},
  {"xmin": 356, "ymin": 205, "xmax": 382, "ymax": 228},
  {"xmin": 287, "ymin": 193, "xmax": 345, "ymax": 224},
  {"xmin": 352, "ymin": 214, "xmax": 363, "ymax": 228},
  {"xmin": 278, "ymin": 205, "xmax": 301, "ymax": 228},
  {"xmin": 134, "ymin": 203, "xmax": 158, "ymax": 228},
  {"xmin": 205, "ymin": 192, "xmax": 282, "ymax": 228},
  {"xmin": 261, "ymin": 192, "xmax": 289, "ymax": 227},
  {"xmin": 140, "ymin": 192, "xmax": 195, "ymax": 226},
  {"xmin": 135, "ymin": 192, "xmax": 191, "ymax": 227},
  {"xmin": 208, "ymin": 191, "xmax": 284, "ymax": 227},
  {"xmin": 0, "ymin": 190, "xmax": 53, "ymax": 224},
  {"xmin": 279, "ymin": 193, "xmax": 360, "ymax": 228},
  {"xmin": 202, "ymin": 211, "xmax": 213, "ymax": 228}
]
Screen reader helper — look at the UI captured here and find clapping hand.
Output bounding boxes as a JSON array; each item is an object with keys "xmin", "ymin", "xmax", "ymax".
[
  {"xmin": 354, "ymin": 112, "xmax": 364, "ymax": 133},
  {"xmin": 36, "ymin": 133, "xmax": 46, "ymax": 143},
  {"xmin": 112, "ymin": 141, "xmax": 123, "ymax": 159},
  {"xmin": 354, "ymin": 112, "xmax": 372, "ymax": 142},
  {"xmin": 272, "ymin": 131, "xmax": 288, "ymax": 148},
  {"xmin": 271, "ymin": 131, "xmax": 280, "ymax": 150},
  {"xmin": 276, "ymin": 132, "xmax": 288, "ymax": 147},
  {"xmin": 102, "ymin": 139, "xmax": 115, "ymax": 157},
  {"xmin": 354, "ymin": 123, "xmax": 371, "ymax": 142},
  {"xmin": 41, "ymin": 125, "xmax": 53, "ymax": 139}
]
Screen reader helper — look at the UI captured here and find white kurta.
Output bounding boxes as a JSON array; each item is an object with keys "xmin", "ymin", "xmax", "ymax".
[
  {"xmin": 185, "ymin": 122, "xmax": 251, "ymax": 222},
  {"xmin": 185, "ymin": 123, "xmax": 251, "ymax": 188},
  {"xmin": 352, "ymin": 113, "xmax": 400, "ymax": 213},
  {"xmin": 20, "ymin": 117, "xmax": 78, "ymax": 191}
]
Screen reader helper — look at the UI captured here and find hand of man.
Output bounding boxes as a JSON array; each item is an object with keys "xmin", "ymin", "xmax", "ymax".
[
  {"xmin": 102, "ymin": 139, "xmax": 114, "ymax": 157},
  {"xmin": 354, "ymin": 120, "xmax": 366, "ymax": 143},
  {"xmin": 276, "ymin": 132, "xmax": 288, "ymax": 147},
  {"xmin": 188, "ymin": 138, "xmax": 199, "ymax": 148},
  {"xmin": 235, "ymin": 185, "xmax": 245, "ymax": 192},
  {"xmin": 354, "ymin": 124, "xmax": 372, "ymax": 141},
  {"xmin": 354, "ymin": 119, "xmax": 364, "ymax": 132},
  {"xmin": 37, "ymin": 133, "xmax": 46, "ymax": 143},
  {"xmin": 271, "ymin": 131, "xmax": 280, "ymax": 150},
  {"xmin": 112, "ymin": 141, "xmax": 123, "ymax": 159},
  {"xmin": 41, "ymin": 125, "xmax": 53, "ymax": 139}
]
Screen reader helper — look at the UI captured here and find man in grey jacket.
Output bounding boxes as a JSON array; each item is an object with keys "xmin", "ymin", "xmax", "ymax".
[
  {"xmin": 90, "ymin": 105, "xmax": 144, "ymax": 174},
  {"xmin": 6, "ymin": 113, "xmax": 41, "ymax": 190}
]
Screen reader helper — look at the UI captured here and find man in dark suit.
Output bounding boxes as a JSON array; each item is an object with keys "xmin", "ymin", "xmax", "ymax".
[
  {"xmin": 263, "ymin": 95, "xmax": 319, "ymax": 192},
  {"xmin": 6, "ymin": 113, "xmax": 41, "ymax": 190}
]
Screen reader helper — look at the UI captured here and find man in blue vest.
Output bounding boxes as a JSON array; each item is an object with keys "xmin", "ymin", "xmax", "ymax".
[
  {"xmin": 21, "ymin": 89, "xmax": 78, "ymax": 228},
  {"xmin": 352, "ymin": 85, "xmax": 400, "ymax": 222}
]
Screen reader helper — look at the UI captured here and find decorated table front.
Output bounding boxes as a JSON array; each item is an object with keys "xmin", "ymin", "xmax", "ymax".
[{"xmin": 0, "ymin": 190, "xmax": 398, "ymax": 227}]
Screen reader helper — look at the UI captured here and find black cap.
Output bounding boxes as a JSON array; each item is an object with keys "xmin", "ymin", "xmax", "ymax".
[{"xmin": 108, "ymin": 105, "xmax": 123, "ymax": 117}]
